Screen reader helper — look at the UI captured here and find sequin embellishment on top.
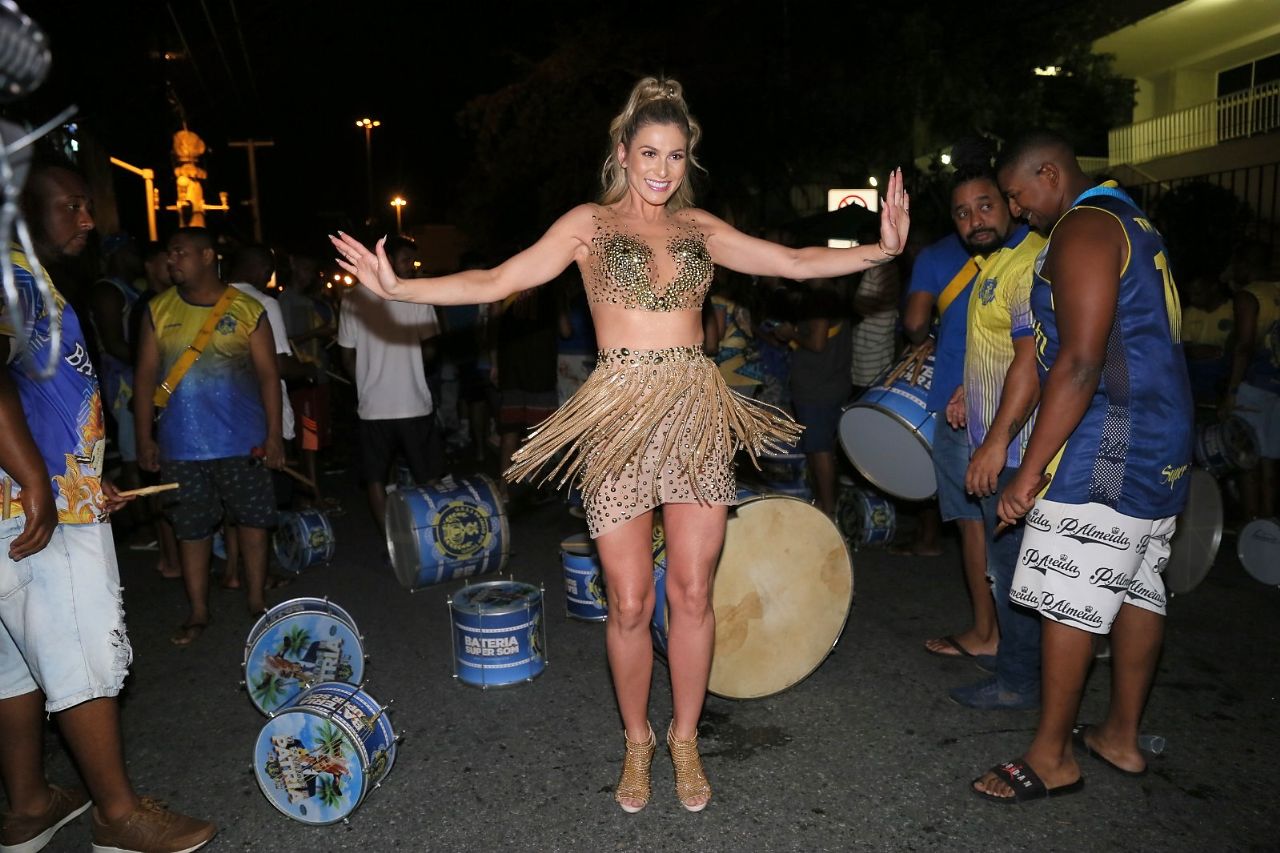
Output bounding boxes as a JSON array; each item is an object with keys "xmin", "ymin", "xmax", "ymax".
[{"xmin": 585, "ymin": 211, "xmax": 714, "ymax": 312}]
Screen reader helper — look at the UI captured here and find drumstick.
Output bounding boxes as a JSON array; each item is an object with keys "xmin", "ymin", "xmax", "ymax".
[
  {"xmin": 883, "ymin": 358, "xmax": 911, "ymax": 388},
  {"xmin": 325, "ymin": 369, "xmax": 352, "ymax": 385},
  {"xmin": 279, "ymin": 465, "xmax": 317, "ymax": 491},
  {"xmin": 250, "ymin": 447, "xmax": 318, "ymax": 491},
  {"xmin": 1, "ymin": 477, "xmax": 9, "ymax": 520},
  {"xmin": 910, "ymin": 356, "xmax": 925, "ymax": 386},
  {"xmin": 117, "ymin": 482, "xmax": 180, "ymax": 497},
  {"xmin": 994, "ymin": 474, "xmax": 1052, "ymax": 535}
]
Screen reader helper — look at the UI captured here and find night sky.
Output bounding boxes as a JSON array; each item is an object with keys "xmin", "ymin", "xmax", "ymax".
[{"xmin": 18, "ymin": 0, "xmax": 1172, "ymax": 256}]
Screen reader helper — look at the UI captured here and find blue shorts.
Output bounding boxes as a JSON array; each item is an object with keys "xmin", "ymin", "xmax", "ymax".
[
  {"xmin": 792, "ymin": 399, "xmax": 842, "ymax": 454},
  {"xmin": 0, "ymin": 519, "xmax": 131, "ymax": 713},
  {"xmin": 932, "ymin": 420, "xmax": 981, "ymax": 522}
]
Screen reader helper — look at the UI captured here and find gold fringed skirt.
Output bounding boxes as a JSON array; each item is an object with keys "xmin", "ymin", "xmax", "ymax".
[{"xmin": 504, "ymin": 345, "xmax": 802, "ymax": 538}]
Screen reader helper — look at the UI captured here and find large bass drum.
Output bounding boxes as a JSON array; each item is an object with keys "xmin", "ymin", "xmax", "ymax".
[{"xmin": 651, "ymin": 495, "xmax": 854, "ymax": 700}]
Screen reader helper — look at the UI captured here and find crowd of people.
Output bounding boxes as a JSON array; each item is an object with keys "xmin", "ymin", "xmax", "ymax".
[{"xmin": 0, "ymin": 68, "xmax": 1277, "ymax": 852}]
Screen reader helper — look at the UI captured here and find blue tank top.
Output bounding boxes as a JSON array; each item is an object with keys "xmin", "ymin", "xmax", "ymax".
[{"xmin": 1032, "ymin": 186, "xmax": 1193, "ymax": 519}]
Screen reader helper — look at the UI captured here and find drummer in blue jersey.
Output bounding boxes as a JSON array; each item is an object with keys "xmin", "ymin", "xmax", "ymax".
[
  {"xmin": 972, "ymin": 132, "xmax": 1193, "ymax": 803},
  {"xmin": 904, "ymin": 172, "xmax": 998, "ymax": 667}
]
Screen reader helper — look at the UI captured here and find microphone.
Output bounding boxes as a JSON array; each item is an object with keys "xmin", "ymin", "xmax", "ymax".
[{"xmin": 0, "ymin": 0, "xmax": 49, "ymax": 103}]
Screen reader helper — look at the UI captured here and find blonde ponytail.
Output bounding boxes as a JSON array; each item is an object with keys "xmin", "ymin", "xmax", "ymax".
[{"xmin": 599, "ymin": 76, "xmax": 704, "ymax": 210}]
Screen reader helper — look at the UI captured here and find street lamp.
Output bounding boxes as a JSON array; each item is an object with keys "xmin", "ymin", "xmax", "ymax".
[
  {"xmin": 356, "ymin": 117, "xmax": 381, "ymax": 222},
  {"xmin": 390, "ymin": 196, "xmax": 406, "ymax": 232}
]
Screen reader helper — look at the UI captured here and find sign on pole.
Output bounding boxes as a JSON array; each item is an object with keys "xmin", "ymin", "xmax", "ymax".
[{"xmin": 826, "ymin": 189, "xmax": 880, "ymax": 249}]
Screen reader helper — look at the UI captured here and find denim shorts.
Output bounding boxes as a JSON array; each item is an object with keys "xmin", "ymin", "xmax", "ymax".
[
  {"xmin": 932, "ymin": 420, "xmax": 981, "ymax": 522},
  {"xmin": 0, "ymin": 519, "xmax": 132, "ymax": 713}
]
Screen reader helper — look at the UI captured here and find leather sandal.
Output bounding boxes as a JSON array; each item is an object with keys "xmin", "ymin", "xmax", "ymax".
[
  {"xmin": 667, "ymin": 724, "xmax": 712, "ymax": 812},
  {"xmin": 615, "ymin": 724, "xmax": 656, "ymax": 813}
]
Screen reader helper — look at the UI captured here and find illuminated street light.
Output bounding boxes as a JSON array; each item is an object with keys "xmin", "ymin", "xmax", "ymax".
[
  {"xmin": 390, "ymin": 195, "xmax": 407, "ymax": 232},
  {"xmin": 356, "ymin": 117, "xmax": 382, "ymax": 222},
  {"xmin": 868, "ymin": 176, "xmax": 879, "ymax": 188},
  {"xmin": 940, "ymin": 153, "xmax": 952, "ymax": 165}
]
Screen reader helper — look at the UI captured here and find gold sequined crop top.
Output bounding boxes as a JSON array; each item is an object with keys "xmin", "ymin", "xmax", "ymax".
[{"xmin": 583, "ymin": 210, "xmax": 714, "ymax": 312}]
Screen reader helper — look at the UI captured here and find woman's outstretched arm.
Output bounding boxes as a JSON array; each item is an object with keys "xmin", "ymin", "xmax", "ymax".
[
  {"xmin": 330, "ymin": 204, "xmax": 593, "ymax": 306},
  {"xmin": 697, "ymin": 168, "xmax": 910, "ymax": 281}
]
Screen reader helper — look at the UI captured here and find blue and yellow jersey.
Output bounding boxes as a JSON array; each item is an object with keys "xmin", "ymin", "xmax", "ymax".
[
  {"xmin": 1031, "ymin": 186, "xmax": 1193, "ymax": 519},
  {"xmin": 0, "ymin": 247, "xmax": 106, "ymax": 523},
  {"xmin": 964, "ymin": 225, "xmax": 1045, "ymax": 467},
  {"xmin": 149, "ymin": 286, "xmax": 268, "ymax": 461},
  {"xmin": 1242, "ymin": 280, "xmax": 1280, "ymax": 394}
]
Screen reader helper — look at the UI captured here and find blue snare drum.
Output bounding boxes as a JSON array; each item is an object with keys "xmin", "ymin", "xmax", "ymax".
[
  {"xmin": 386, "ymin": 476, "xmax": 510, "ymax": 590},
  {"xmin": 561, "ymin": 533, "xmax": 607, "ymax": 622},
  {"xmin": 274, "ymin": 510, "xmax": 335, "ymax": 573},
  {"xmin": 650, "ymin": 521, "xmax": 671, "ymax": 655},
  {"xmin": 253, "ymin": 682, "xmax": 397, "ymax": 825},
  {"xmin": 839, "ymin": 351, "xmax": 938, "ymax": 501},
  {"xmin": 758, "ymin": 443, "xmax": 808, "ymax": 487},
  {"xmin": 837, "ymin": 485, "xmax": 897, "ymax": 549},
  {"xmin": 449, "ymin": 581, "xmax": 547, "ymax": 688},
  {"xmin": 1194, "ymin": 416, "xmax": 1258, "ymax": 476},
  {"xmin": 243, "ymin": 598, "xmax": 364, "ymax": 716}
]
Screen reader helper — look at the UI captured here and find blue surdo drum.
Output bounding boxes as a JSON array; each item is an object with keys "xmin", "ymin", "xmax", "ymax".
[
  {"xmin": 839, "ymin": 350, "xmax": 938, "ymax": 501},
  {"xmin": 253, "ymin": 682, "xmax": 397, "ymax": 825},
  {"xmin": 273, "ymin": 510, "xmax": 336, "ymax": 573},
  {"xmin": 837, "ymin": 482, "xmax": 897, "ymax": 549},
  {"xmin": 561, "ymin": 533, "xmax": 607, "ymax": 622},
  {"xmin": 448, "ymin": 580, "xmax": 547, "ymax": 688},
  {"xmin": 243, "ymin": 597, "xmax": 365, "ymax": 716},
  {"xmin": 385, "ymin": 475, "xmax": 510, "ymax": 590}
]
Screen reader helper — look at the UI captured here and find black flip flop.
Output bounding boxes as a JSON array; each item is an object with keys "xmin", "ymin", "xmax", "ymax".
[
  {"xmin": 1072, "ymin": 724, "xmax": 1148, "ymax": 777},
  {"xmin": 972, "ymin": 759, "xmax": 1085, "ymax": 805}
]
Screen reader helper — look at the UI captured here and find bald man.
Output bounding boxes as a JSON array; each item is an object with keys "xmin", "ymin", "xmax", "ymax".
[{"xmin": 971, "ymin": 133, "xmax": 1192, "ymax": 804}]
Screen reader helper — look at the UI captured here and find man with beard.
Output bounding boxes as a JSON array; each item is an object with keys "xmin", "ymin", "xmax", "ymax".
[
  {"xmin": 0, "ymin": 160, "xmax": 215, "ymax": 852},
  {"xmin": 133, "ymin": 228, "xmax": 285, "ymax": 644},
  {"xmin": 906, "ymin": 165, "xmax": 1014, "ymax": 669},
  {"xmin": 943, "ymin": 166, "xmax": 1045, "ymax": 710},
  {"xmin": 972, "ymin": 132, "xmax": 1191, "ymax": 803}
]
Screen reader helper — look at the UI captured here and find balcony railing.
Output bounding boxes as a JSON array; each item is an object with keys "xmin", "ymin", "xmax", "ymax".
[{"xmin": 1109, "ymin": 80, "xmax": 1280, "ymax": 166}]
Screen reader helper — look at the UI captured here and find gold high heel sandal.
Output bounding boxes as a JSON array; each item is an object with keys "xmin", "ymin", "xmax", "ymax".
[
  {"xmin": 615, "ymin": 724, "xmax": 656, "ymax": 813},
  {"xmin": 667, "ymin": 725, "xmax": 712, "ymax": 812}
]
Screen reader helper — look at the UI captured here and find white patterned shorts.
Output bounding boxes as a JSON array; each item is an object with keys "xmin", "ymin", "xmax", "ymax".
[{"xmin": 1010, "ymin": 499, "xmax": 1176, "ymax": 635}]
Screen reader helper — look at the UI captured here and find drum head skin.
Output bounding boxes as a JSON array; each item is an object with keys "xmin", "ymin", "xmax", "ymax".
[
  {"xmin": 839, "ymin": 406, "xmax": 937, "ymax": 501},
  {"xmin": 708, "ymin": 496, "xmax": 854, "ymax": 699},
  {"xmin": 1238, "ymin": 518, "xmax": 1280, "ymax": 586},
  {"xmin": 243, "ymin": 600, "xmax": 365, "ymax": 715},
  {"xmin": 1165, "ymin": 469, "xmax": 1222, "ymax": 595}
]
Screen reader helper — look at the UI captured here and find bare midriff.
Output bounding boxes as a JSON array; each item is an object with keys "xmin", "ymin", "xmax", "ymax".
[{"xmin": 584, "ymin": 302, "xmax": 704, "ymax": 351}]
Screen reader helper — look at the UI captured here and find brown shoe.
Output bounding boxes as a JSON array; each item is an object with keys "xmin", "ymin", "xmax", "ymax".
[
  {"xmin": 90, "ymin": 798, "xmax": 215, "ymax": 853},
  {"xmin": 0, "ymin": 785, "xmax": 91, "ymax": 853}
]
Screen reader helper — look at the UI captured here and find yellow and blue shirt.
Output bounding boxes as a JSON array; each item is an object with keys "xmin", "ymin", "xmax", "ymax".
[
  {"xmin": 1032, "ymin": 185, "xmax": 1192, "ymax": 519},
  {"xmin": 149, "ymin": 286, "xmax": 267, "ymax": 461},
  {"xmin": 964, "ymin": 225, "xmax": 1044, "ymax": 467},
  {"xmin": 0, "ymin": 246, "xmax": 106, "ymax": 524}
]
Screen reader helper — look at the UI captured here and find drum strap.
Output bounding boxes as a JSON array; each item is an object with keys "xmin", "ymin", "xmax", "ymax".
[
  {"xmin": 153, "ymin": 286, "xmax": 239, "ymax": 409},
  {"xmin": 936, "ymin": 257, "xmax": 979, "ymax": 317}
]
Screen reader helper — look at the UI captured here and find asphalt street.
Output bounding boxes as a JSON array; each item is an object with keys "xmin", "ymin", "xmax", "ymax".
[{"xmin": 18, "ymin": 466, "xmax": 1280, "ymax": 852}]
